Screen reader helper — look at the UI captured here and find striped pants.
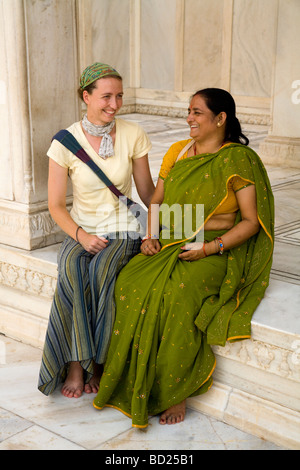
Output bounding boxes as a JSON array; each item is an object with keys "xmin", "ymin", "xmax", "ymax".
[{"xmin": 38, "ymin": 233, "xmax": 141, "ymax": 395}]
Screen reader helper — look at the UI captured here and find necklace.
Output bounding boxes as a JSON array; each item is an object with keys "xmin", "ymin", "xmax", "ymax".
[{"xmin": 82, "ymin": 114, "xmax": 115, "ymax": 159}]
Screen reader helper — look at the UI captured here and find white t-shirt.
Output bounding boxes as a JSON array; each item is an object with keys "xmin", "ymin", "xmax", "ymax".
[{"xmin": 47, "ymin": 118, "xmax": 152, "ymax": 236}]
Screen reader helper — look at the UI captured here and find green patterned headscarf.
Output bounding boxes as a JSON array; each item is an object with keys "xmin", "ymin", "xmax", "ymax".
[{"xmin": 79, "ymin": 62, "xmax": 122, "ymax": 90}]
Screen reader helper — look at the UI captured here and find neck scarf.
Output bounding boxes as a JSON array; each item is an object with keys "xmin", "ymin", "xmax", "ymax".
[{"xmin": 82, "ymin": 114, "xmax": 115, "ymax": 159}]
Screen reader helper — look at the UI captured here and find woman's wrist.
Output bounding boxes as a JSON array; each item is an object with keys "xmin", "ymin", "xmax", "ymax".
[
  {"xmin": 204, "ymin": 240, "xmax": 221, "ymax": 256},
  {"xmin": 141, "ymin": 234, "xmax": 159, "ymax": 243},
  {"xmin": 75, "ymin": 226, "xmax": 83, "ymax": 243},
  {"xmin": 215, "ymin": 237, "xmax": 224, "ymax": 255}
]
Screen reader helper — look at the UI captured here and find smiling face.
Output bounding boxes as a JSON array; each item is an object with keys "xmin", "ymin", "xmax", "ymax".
[
  {"xmin": 83, "ymin": 77, "xmax": 123, "ymax": 125},
  {"xmin": 187, "ymin": 95, "xmax": 224, "ymax": 144}
]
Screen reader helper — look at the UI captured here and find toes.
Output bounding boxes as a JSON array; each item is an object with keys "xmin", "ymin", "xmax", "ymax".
[
  {"xmin": 167, "ymin": 414, "xmax": 177, "ymax": 425},
  {"xmin": 159, "ymin": 414, "xmax": 167, "ymax": 425},
  {"xmin": 73, "ymin": 387, "xmax": 83, "ymax": 398},
  {"xmin": 84, "ymin": 383, "xmax": 92, "ymax": 394},
  {"xmin": 159, "ymin": 402, "xmax": 186, "ymax": 425},
  {"xmin": 61, "ymin": 385, "xmax": 83, "ymax": 398},
  {"xmin": 84, "ymin": 381, "xmax": 99, "ymax": 394}
]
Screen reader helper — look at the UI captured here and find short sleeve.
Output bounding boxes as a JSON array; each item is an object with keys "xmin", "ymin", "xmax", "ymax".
[
  {"xmin": 132, "ymin": 125, "xmax": 152, "ymax": 159},
  {"xmin": 47, "ymin": 138, "xmax": 71, "ymax": 168},
  {"xmin": 232, "ymin": 175, "xmax": 254, "ymax": 192},
  {"xmin": 159, "ymin": 140, "xmax": 191, "ymax": 180}
]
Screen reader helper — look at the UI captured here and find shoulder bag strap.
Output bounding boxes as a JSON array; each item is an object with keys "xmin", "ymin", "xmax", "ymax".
[{"xmin": 52, "ymin": 129, "xmax": 147, "ymax": 230}]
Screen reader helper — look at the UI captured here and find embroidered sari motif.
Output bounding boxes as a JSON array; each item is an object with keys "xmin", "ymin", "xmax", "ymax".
[{"xmin": 93, "ymin": 143, "xmax": 274, "ymax": 428}]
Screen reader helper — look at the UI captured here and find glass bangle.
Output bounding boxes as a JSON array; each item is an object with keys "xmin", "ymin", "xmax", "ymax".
[{"xmin": 216, "ymin": 237, "xmax": 224, "ymax": 255}]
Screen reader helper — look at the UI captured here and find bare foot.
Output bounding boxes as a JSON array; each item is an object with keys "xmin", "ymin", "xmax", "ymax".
[
  {"xmin": 159, "ymin": 400, "xmax": 186, "ymax": 425},
  {"xmin": 84, "ymin": 362, "xmax": 103, "ymax": 394},
  {"xmin": 61, "ymin": 362, "xmax": 84, "ymax": 398}
]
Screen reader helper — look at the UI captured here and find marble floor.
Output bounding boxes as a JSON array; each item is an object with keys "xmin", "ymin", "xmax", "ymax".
[
  {"xmin": 0, "ymin": 113, "xmax": 298, "ymax": 451},
  {"xmin": 0, "ymin": 336, "xmax": 284, "ymax": 450}
]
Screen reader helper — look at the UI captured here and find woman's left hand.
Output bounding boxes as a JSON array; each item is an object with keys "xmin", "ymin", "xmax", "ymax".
[
  {"xmin": 141, "ymin": 238, "xmax": 161, "ymax": 256},
  {"xmin": 178, "ymin": 242, "xmax": 206, "ymax": 261}
]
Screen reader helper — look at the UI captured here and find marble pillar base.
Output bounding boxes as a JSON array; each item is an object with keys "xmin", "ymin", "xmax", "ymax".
[
  {"xmin": 259, "ymin": 136, "xmax": 300, "ymax": 169},
  {"xmin": 0, "ymin": 244, "xmax": 58, "ymax": 346},
  {"xmin": 0, "ymin": 200, "xmax": 71, "ymax": 251},
  {"xmin": 0, "ymin": 243, "xmax": 299, "ymax": 449}
]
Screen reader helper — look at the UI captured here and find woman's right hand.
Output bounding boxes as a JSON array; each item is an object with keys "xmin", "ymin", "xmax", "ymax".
[
  {"xmin": 77, "ymin": 229, "xmax": 109, "ymax": 255},
  {"xmin": 141, "ymin": 238, "xmax": 161, "ymax": 256}
]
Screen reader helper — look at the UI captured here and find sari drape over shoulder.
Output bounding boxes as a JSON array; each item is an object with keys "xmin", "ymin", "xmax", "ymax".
[{"xmin": 93, "ymin": 143, "xmax": 274, "ymax": 428}]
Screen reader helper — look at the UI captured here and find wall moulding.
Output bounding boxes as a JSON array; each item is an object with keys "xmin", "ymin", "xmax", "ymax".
[
  {"xmin": 259, "ymin": 136, "xmax": 300, "ymax": 169},
  {"xmin": 122, "ymin": 88, "xmax": 272, "ymax": 127},
  {"xmin": 133, "ymin": 103, "xmax": 271, "ymax": 128}
]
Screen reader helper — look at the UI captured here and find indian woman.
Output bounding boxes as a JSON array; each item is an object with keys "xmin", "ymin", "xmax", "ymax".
[{"xmin": 93, "ymin": 88, "xmax": 274, "ymax": 427}]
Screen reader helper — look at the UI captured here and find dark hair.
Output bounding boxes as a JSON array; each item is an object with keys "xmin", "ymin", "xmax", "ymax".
[
  {"xmin": 192, "ymin": 88, "xmax": 249, "ymax": 146},
  {"xmin": 77, "ymin": 74, "xmax": 123, "ymax": 102}
]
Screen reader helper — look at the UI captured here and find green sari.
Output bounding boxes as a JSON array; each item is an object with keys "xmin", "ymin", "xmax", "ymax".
[{"xmin": 93, "ymin": 143, "xmax": 274, "ymax": 428}]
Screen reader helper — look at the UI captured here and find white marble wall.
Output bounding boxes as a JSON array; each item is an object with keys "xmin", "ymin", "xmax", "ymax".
[
  {"xmin": 90, "ymin": 0, "xmax": 131, "ymax": 88},
  {"xmin": 271, "ymin": 0, "xmax": 300, "ymax": 138},
  {"xmin": 0, "ymin": 0, "xmax": 299, "ymax": 250},
  {"xmin": 259, "ymin": 0, "xmax": 300, "ymax": 167},
  {"xmin": 140, "ymin": 0, "xmax": 176, "ymax": 91},
  {"xmin": 182, "ymin": 0, "xmax": 224, "ymax": 91},
  {"xmin": 231, "ymin": 0, "xmax": 277, "ymax": 98}
]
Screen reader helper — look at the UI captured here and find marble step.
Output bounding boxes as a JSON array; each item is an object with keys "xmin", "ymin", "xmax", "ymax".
[{"xmin": 0, "ymin": 243, "xmax": 299, "ymax": 449}]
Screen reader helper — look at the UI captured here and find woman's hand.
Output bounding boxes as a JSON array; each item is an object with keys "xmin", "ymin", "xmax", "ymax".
[
  {"xmin": 178, "ymin": 242, "xmax": 206, "ymax": 261},
  {"xmin": 77, "ymin": 229, "xmax": 109, "ymax": 255},
  {"xmin": 141, "ymin": 238, "xmax": 161, "ymax": 256}
]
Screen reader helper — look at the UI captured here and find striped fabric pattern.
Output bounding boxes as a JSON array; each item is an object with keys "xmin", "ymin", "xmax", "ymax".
[{"xmin": 38, "ymin": 233, "xmax": 140, "ymax": 396}]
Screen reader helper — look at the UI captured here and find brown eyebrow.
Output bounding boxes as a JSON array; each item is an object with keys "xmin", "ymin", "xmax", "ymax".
[
  {"xmin": 100, "ymin": 92, "xmax": 124, "ymax": 97},
  {"xmin": 188, "ymin": 107, "xmax": 203, "ymax": 112}
]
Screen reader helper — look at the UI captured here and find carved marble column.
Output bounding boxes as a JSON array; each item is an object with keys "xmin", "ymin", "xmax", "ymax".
[
  {"xmin": 0, "ymin": 0, "xmax": 79, "ymax": 250},
  {"xmin": 259, "ymin": 0, "xmax": 300, "ymax": 168}
]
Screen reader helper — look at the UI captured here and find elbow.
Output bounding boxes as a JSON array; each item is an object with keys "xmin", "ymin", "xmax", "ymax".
[
  {"xmin": 144, "ymin": 193, "xmax": 155, "ymax": 208},
  {"xmin": 137, "ymin": 185, "xmax": 154, "ymax": 208},
  {"xmin": 241, "ymin": 214, "xmax": 260, "ymax": 238},
  {"xmin": 252, "ymin": 224, "xmax": 261, "ymax": 238},
  {"xmin": 249, "ymin": 218, "xmax": 261, "ymax": 236},
  {"xmin": 48, "ymin": 200, "xmax": 66, "ymax": 220},
  {"xmin": 253, "ymin": 214, "xmax": 261, "ymax": 233},
  {"xmin": 48, "ymin": 202, "xmax": 55, "ymax": 218},
  {"xmin": 143, "ymin": 185, "xmax": 156, "ymax": 208}
]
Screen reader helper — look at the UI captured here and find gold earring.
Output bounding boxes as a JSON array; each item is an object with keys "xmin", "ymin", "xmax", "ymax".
[{"xmin": 217, "ymin": 122, "xmax": 221, "ymax": 127}]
